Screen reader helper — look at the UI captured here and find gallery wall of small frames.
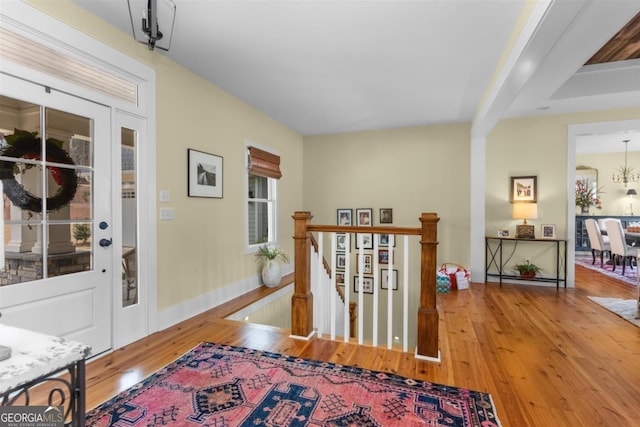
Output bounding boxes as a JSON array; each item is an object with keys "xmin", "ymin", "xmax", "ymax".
[{"xmin": 335, "ymin": 208, "xmax": 398, "ymax": 293}]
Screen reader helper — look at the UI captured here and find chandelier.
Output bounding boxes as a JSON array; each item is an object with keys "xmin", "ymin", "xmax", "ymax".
[{"xmin": 612, "ymin": 139, "xmax": 639, "ymax": 187}]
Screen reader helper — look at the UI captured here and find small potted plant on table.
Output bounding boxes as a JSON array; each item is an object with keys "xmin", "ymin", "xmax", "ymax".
[
  {"xmin": 256, "ymin": 244, "xmax": 290, "ymax": 287},
  {"xmin": 513, "ymin": 260, "xmax": 541, "ymax": 279}
]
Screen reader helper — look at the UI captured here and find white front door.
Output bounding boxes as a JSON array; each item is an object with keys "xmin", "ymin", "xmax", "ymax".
[{"xmin": 0, "ymin": 73, "xmax": 112, "ymax": 356}]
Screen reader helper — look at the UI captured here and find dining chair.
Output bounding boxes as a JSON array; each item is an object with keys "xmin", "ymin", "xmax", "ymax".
[
  {"xmin": 605, "ymin": 219, "xmax": 636, "ymax": 274},
  {"xmin": 597, "ymin": 218, "xmax": 621, "ymax": 235},
  {"xmin": 585, "ymin": 219, "xmax": 610, "ymax": 267}
]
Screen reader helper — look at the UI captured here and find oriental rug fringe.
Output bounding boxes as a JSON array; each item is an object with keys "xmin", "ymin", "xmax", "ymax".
[{"xmin": 86, "ymin": 342, "xmax": 501, "ymax": 426}]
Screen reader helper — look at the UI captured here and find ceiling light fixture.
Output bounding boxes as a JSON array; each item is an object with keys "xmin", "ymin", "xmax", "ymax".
[
  {"xmin": 127, "ymin": 0, "xmax": 176, "ymax": 51},
  {"xmin": 612, "ymin": 139, "xmax": 639, "ymax": 187}
]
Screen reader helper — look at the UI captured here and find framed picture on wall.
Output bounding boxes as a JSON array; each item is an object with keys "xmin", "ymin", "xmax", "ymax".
[
  {"xmin": 337, "ymin": 209, "xmax": 352, "ymax": 225},
  {"xmin": 380, "ymin": 208, "xmax": 393, "ymax": 224},
  {"xmin": 336, "ymin": 233, "xmax": 349, "ymax": 251},
  {"xmin": 381, "ymin": 269, "xmax": 399, "ymax": 290},
  {"xmin": 356, "ymin": 208, "xmax": 373, "ymax": 226},
  {"xmin": 378, "ymin": 249, "xmax": 390, "ymax": 264},
  {"xmin": 335, "ymin": 272, "xmax": 345, "ymax": 286},
  {"xmin": 188, "ymin": 149, "xmax": 223, "ymax": 198},
  {"xmin": 510, "ymin": 176, "xmax": 537, "ymax": 203},
  {"xmin": 378, "ymin": 233, "xmax": 395, "ymax": 247},
  {"xmin": 355, "ymin": 233, "xmax": 373, "ymax": 249},
  {"xmin": 353, "ymin": 276, "xmax": 374, "ymax": 294},
  {"xmin": 356, "ymin": 253, "xmax": 373, "ymax": 274},
  {"xmin": 336, "ymin": 253, "xmax": 346, "ymax": 270}
]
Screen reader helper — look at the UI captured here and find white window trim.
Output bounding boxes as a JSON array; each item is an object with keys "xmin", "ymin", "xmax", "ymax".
[{"xmin": 244, "ymin": 140, "xmax": 279, "ymax": 253}]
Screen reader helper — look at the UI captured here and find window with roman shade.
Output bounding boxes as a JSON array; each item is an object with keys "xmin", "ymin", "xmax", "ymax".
[
  {"xmin": 248, "ymin": 146, "xmax": 282, "ymax": 179},
  {"xmin": 247, "ymin": 145, "xmax": 280, "ymax": 248}
]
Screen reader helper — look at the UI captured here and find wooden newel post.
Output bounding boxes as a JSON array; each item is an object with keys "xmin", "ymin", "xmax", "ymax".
[
  {"xmin": 417, "ymin": 212, "xmax": 440, "ymax": 359},
  {"xmin": 291, "ymin": 211, "xmax": 314, "ymax": 338}
]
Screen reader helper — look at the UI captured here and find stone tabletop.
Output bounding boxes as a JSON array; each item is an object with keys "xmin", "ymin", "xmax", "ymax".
[{"xmin": 0, "ymin": 324, "xmax": 91, "ymax": 395}]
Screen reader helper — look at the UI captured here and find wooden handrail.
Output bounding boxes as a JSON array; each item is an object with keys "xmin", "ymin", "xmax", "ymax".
[{"xmin": 308, "ymin": 224, "xmax": 421, "ymax": 235}]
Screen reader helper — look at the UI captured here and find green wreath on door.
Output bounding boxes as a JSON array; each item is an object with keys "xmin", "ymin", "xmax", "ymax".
[{"xmin": 0, "ymin": 129, "xmax": 78, "ymax": 213}]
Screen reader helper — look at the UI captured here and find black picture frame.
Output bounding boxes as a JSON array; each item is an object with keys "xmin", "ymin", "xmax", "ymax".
[
  {"xmin": 356, "ymin": 208, "xmax": 373, "ymax": 226},
  {"xmin": 380, "ymin": 208, "xmax": 393, "ymax": 224},
  {"xmin": 188, "ymin": 149, "xmax": 223, "ymax": 198},
  {"xmin": 381, "ymin": 269, "xmax": 398, "ymax": 290},
  {"xmin": 337, "ymin": 209, "xmax": 352, "ymax": 225},
  {"xmin": 355, "ymin": 233, "xmax": 374, "ymax": 249},
  {"xmin": 378, "ymin": 233, "xmax": 396, "ymax": 247},
  {"xmin": 353, "ymin": 276, "xmax": 374, "ymax": 294},
  {"xmin": 510, "ymin": 176, "xmax": 537, "ymax": 203},
  {"xmin": 336, "ymin": 233, "xmax": 349, "ymax": 251}
]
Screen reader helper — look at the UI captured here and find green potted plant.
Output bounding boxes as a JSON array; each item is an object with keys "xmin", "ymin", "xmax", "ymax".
[
  {"xmin": 513, "ymin": 260, "xmax": 541, "ymax": 279},
  {"xmin": 255, "ymin": 244, "xmax": 290, "ymax": 287}
]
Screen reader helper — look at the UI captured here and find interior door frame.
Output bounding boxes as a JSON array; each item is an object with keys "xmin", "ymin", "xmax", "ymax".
[
  {"xmin": 567, "ymin": 118, "xmax": 640, "ymax": 289},
  {"xmin": 1, "ymin": 1, "xmax": 158, "ymax": 349}
]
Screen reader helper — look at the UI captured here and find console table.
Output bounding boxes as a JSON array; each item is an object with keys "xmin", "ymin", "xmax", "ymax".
[
  {"xmin": 0, "ymin": 324, "xmax": 91, "ymax": 426},
  {"xmin": 485, "ymin": 236, "xmax": 567, "ymax": 290}
]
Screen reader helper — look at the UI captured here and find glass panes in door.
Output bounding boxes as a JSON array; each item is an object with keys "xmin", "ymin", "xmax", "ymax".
[
  {"xmin": 0, "ymin": 95, "xmax": 94, "ymax": 285},
  {"xmin": 121, "ymin": 127, "xmax": 138, "ymax": 307}
]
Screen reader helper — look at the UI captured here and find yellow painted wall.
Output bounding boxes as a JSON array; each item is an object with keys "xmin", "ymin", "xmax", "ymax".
[
  {"xmin": 577, "ymin": 151, "xmax": 640, "ymax": 216},
  {"xmin": 27, "ymin": 1, "xmax": 304, "ymax": 310},
  {"xmin": 486, "ymin": 108, "xmax": 640, "ymax": 273},
  {"xmin": 22, "ymin": 1, "xmax": 640, "ymax": 308},
  {"xmin": 303, "ymin": 123, "xmax": 472, "ymax": 267}
]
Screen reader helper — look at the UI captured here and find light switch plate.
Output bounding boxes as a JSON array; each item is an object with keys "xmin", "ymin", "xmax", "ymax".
[
  {"xmin": 160, "ymin": 207, "xmax": 174, "ymax": 220},
  {"xmin": 159, "ymin": 190, "xmax": 171, "ymax": 203}
]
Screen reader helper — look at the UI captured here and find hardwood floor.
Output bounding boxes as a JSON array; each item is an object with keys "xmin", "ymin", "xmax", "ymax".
[{"xmin": 83, "ymin": 265, "xmax": 639, "ymax": 427}]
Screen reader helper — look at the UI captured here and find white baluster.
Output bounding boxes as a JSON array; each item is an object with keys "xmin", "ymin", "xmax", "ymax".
[
  {"xmin": 403, "ymin": 235, "xmax": 409, "ymax": 353},
  {"xmin": 343, "ymin": 234, "xmax": 351, "ymax": 342},
  {"xmin": 387, "ymin": 234, "xmax": 394, "ymax": 349},
  {"xmin": 357, "ymin": 234, "xmax": 364, "ymax": 345},
  {"xmin": 330, "ymin": 232, "xmax": 337, "ymax": 340},
  {"xmin": 372, "ymin": 234, "xmax": 379, "ymax": 347},
  {"xmin": 317, "ymin": 232, "xmax": 324, "ymax": 338}
]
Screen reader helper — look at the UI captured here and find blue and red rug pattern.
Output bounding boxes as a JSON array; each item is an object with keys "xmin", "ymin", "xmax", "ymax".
[{"xmin": 86, "ymin": 342, "xmax": 501, "ymax": 426}]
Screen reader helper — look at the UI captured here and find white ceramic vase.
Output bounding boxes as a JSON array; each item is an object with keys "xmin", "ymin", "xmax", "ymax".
[{"xmin": 261, "ymin": 260, "xmax": 282, "ymax": 287}]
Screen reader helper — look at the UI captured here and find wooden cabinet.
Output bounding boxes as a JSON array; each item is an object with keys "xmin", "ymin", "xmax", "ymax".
[{"xmin": 575, "ymin": 215, "xmax": 640, "ymax": 251}]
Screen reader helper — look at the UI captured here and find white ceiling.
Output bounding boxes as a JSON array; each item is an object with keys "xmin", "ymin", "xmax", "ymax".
[{"xmin": 72, "ymin": 0, "xmax": 640, "ymax": 138}]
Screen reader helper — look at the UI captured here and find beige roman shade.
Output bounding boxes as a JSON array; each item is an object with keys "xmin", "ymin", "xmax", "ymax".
[{"xmin": 248, "ymin": 146, "xmax": 282, "ymax": 179}]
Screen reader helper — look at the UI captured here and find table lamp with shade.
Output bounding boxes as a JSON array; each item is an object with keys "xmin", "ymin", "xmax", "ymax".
[{"xmin": 513, "ymin": 203, "xmax": 538, "ymax": 239}]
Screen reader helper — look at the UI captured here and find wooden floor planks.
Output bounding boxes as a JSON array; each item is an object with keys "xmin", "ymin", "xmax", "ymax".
[{"xmin": 28, "ymin": 264, "xmax": 640, "ymax": 426}]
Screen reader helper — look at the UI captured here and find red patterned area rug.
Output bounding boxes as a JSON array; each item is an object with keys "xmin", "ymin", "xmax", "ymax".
[
  {"xmin": 575, "ymin": 253, "xmax": 638, "ymax": 287},
  {"xmin": 86, "ymin": 342, "xmax": 501, "ymax": 426}
]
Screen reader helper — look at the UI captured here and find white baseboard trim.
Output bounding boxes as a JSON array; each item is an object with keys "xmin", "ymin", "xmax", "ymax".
[
  {"xmin": 156, "ymin": 274, "xmax": 262, "ymax": 331},
  {"xmin": 225, "ymin": 284, "xmax": 294, "ymax": 321},
  {"xmin": 415, "ymin": 349, "xmax": 441, "ymax": 363},
  {"xmin": 289, "ymin": 329, "xmax": 316, "ymax": 341}
]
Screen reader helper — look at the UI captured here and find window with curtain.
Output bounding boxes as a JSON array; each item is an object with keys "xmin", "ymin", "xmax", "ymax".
[{"xmin": 247, "ymin": 146, "xmax": 281, "ymax": 248}]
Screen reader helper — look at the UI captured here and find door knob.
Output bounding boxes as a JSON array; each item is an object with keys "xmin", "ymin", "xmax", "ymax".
[{"xmin": 99, "ymin": 238, "xmax": 112, "ymax": 247}]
